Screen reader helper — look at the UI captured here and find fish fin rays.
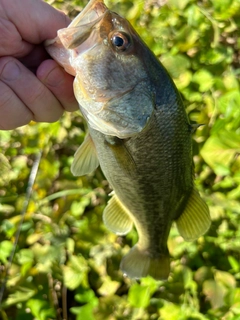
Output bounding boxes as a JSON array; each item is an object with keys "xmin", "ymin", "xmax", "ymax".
[
  {"xmin": 176, "ymin": 188, "xmax": 211, "ymax": 241},
  {"xmin": 103, "ymin": 194, "xmax": 133, "ymax": 235},
  {"xmin": 120, "ymin": 245, "xmax": 170, "ymax": 280},
  {"xmin": 71, "ymin": 133, "xmax": 99, "ymax": 176}
]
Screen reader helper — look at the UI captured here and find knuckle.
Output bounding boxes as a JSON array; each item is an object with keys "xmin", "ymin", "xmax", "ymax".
[
  {"xmin": 0, "ymin": 82, "xmax": 13, "ymax": 108},
  {"xmin": 0, "ymin": 57, "xmax": 21, "ymax": 82},
  {"xmin": 0, "ymin": 20, "xmax": 15, "ymax": 55},
  {"xmin": 29, "ymin": 84, "xmax": 47, "ymax": 105}
]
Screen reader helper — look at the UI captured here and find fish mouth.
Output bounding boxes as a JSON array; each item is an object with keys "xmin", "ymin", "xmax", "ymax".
[{"xmin": 57, "ymin": 0, "xmax": 108, "ymax": 50}]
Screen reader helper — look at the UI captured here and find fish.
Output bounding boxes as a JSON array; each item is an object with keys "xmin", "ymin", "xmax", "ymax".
[{"xmin": 45, "ymin": 0, "xmax": 211, "ymax": 280}]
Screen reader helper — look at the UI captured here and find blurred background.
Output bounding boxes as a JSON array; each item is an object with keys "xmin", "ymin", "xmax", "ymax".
[{"xmin": 0, "ymin": 0, "xmax": 240, "ymax": 319}]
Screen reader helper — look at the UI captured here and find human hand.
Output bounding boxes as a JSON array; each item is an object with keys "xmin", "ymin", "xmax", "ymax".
[{"xmin": 0, "ymin": 0, "xmax": 79, "ymax": 130}]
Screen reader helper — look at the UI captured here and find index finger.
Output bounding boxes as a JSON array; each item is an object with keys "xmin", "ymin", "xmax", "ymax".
[
  {"xmin": 1, "ymin": 0, "xmax": 71, "ymax": 56},
  {"xmin": 0, "ymin": 56, "xmax": 64, "ymax": 125}
]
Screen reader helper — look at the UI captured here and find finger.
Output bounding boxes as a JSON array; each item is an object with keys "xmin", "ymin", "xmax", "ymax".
[
  {"xmin": 2, "ymin": 0, "xmax": 71, "ymax": 43},
  {"xmin": 37, "ymin": 59, "xmax": 79, "ymax": 112},
  {"xmin": 0, "ymin": 81, "xmax": 33, "ymax": 130},
  {"xmin": 0, "ymin": 56, "xmax": 64, "ymax": 123},
  {"xmin": 0, "ymin": 14, "xmax": 34, "ymax": 56}
]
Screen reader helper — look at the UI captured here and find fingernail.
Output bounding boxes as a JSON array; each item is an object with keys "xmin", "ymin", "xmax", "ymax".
[{"xmin": 1, "ymin": 60, "xmax": 21, "ymax": 81}]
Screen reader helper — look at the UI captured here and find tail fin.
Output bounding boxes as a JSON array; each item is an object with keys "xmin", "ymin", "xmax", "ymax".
[{"xmin": 120, "ymin": 245, "xmax": 170, "ymax": 280}]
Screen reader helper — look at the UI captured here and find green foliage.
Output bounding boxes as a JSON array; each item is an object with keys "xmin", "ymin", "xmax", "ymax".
[{"xmin": 0, "ymin": 0, "xmax": 239, "ymax": 319}]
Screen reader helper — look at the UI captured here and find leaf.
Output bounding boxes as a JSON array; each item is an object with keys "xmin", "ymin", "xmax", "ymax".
[
  {"xmin": 228, "ymin": 256, "xmax": 240, "ymax": 273},
  {"xmin": 0, "ymin": 240, "xmax": 13, "ymax": 263},
  {"xmin": 200, "ymin": 47, "xmax": 231, "ymax": 64},
  {"xmin": 174, "ymin": 71, "xmax": 192, "ymax": 90},
  {"xmin": 161, "ymin": 54, "xmax": 190, "ymax": 78},
  {"xmin": 203, "ymin": 279, "xmax": 226, "ymax": 309},
  {"xmin": 71, "ymin": 303, "xmax": 98, "ymax": 320},
  {"xmin": 160, "ymin": 302, "xmax": 182, "ymax": 320},
  {"xmin": 192, "ymin": 69, "xmax": 214, "ymax": 92},
  {"xmin": 98, "ymin": 277, "xmax": 120, "ymax": 296},
  {"xmin": 16, "ymin": 249, "xmax": 34, "ymax": 276},
  {"xmin": 31, "ymin": 243, "xmax": 61, "ymax": 267},
  {"xmin": 201, "ymin": 133, "xmax": 240, "ymax": 175},
  {"xmin": 1, "ymin": 287, "xmax": 36, "ymax": 308},
  {"xmin": 216, "ymin": 90, "xmax": 240, "ymax": 117},
  {"xmin": 62, "ymin": 255, "xmax": 88, "ymax": 290},
  {"xmin": 70, "ymin": 197, "xmax": 91, "ymax": 217},
  {"xmin": 215, "ymin": 270, "xmax": 236, "ymax": 289},
  {"xmin": 195, "ymin": 267, "xmax": 213, "ymax": 285},
  {"xmin": 27, "ymin": 299, "xmax": 56, "ymax": 320},
  {"xmin": 71, "ymin": 289, "xmax": 98, "ymax": 320},
  {"xmin": 140, "ymin": 276, "xmax": 158, "ymax": 295},
  {"xmin": 128, "ymin": 283, "xmax": 152, "ymax": 308},
  {"xmin": 0, "ymin": 153, "xmax": 11, "ymax": 173},
  {"xmin": 168, "ymin": 0, "xmax": 191, "ymax": 10},
  {"xmin": 227, "ymin": 185, "xmax": 240, "ymax": 200}
]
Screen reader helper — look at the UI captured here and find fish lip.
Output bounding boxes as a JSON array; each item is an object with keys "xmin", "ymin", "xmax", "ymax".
[
  {"xmin": 68, "ymin": 0, "xmax": 107, "ymax": 28},
  {"xmin": 58, "ymin": 0, "xmax": 108, "ymax": 50}
]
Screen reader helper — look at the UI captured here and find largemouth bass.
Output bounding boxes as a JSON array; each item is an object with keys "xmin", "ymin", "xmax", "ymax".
[{"xmin": 45, "ymin": 0, "xmax": 211, "ymax": 280}]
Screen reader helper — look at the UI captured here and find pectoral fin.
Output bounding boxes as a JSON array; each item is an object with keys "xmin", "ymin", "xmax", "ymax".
[
  {"xmin": 71, "ymin": 134, "xmax": 99, "ymax": 176},
  {"xmin": 176, "ymin": 188, "xmax": 211, "ymax": 241},
  {"xmin": 103, "ymin": 194, "xmax": 133, "ymax": 235}
]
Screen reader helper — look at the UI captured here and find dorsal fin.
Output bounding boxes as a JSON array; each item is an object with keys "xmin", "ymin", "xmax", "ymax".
[
  {"xmin": 103, "ymin": 194, "xmax": 133, "ymax": 235},
  {"xmin": 71, "ymin": 134, "xmax": 99, "ymax": 176},
  {"xmin": 176, "ymin": 188, "xmax": 211, "ymax": 241}
]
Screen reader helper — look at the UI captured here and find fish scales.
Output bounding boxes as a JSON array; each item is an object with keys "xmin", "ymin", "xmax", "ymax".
[
  {"xmin": 89, "ymin": 97, "xmax": 192, "ymax": 251},
  {"xmin": 45, "ymin": 0, "xmax": 211, "ymax": 280}
]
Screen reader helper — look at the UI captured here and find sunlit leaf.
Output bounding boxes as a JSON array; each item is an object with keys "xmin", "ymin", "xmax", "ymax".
[
  {"xmin": 62, "ymin": 255, "xmax": 89, "ymax": 290},
  {"xmin": 1, "ymin": 287, "xmax": 36, "ymax": 307},
  {"xmin": 161, "ymin": 54, "xmax": 190, "ymax": 78},
  {"xmin": 71, "ymin": 303, "xmax": 98, "ymax": 320},
  {"xmin": 27, "ymin": 299, "xmax": 56, "ymax": 320},
  {"xmin": 98, "ymin": 276, "xmax": 120, "ymax": 296},
  {"xmin": 0, "ymin": 240, "xmax": 13, "ymax": 264},
  {"xmin": 201, "ymin": 133, "xmax": 240, "ymax": 175},
  {"xmin": 128, "ymin": 283, "xmax": 152, "ymax": 308},
  {"xmin": 203, "ymin": 279, "xmax": 226, "ymax": 309},
  {"xmin": 192, "ymin": 69, "xmax": 214, "ymax": 92}
]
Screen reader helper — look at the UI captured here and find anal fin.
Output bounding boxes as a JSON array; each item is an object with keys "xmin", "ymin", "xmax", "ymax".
[
  {"xmin": 120, "ymin": 245, "xmax": 170, "ymax": 280},
  {"xmin": 71, "ymin": 133, "xmax": 99, "ymax": 176},
  {"xmin": 176, "ymin": 188, "xmax": 211, "ymax": 241},
  {"xmin": 103, "ymin": 194, "xmax": 133, "ymax": 235}
]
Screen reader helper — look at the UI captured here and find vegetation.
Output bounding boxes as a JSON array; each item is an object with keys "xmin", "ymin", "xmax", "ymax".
[{"xmin": 0, "ymin": 0, "xmax": 240, "ymax": 319}]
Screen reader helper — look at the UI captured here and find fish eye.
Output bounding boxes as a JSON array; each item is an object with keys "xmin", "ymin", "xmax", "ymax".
[{"xmin": 111, "ymin": 32, "xmax": 131, "ymax": 51}]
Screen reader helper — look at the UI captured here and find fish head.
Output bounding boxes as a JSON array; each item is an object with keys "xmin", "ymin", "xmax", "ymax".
[{"xmin": 46, "ymin": 0, "xmax": 155, "ymax": 138}]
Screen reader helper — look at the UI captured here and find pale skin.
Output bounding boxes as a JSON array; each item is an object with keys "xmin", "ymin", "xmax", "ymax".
[{"xmin": 0, "ymin": 0, "xmax": 78, "ymax": 130}]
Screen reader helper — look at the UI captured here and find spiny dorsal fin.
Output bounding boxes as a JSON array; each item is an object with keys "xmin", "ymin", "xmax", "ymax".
[
  {"xmin": 71, "ymin": 134, "xmax": 99, "ymax": 176},
  {"xmin": 103, "ymin": 194, "xmax": 133, "ymax": 235},
  {"xmin": 176, "ymin": 188, "xmax": 211, "ymax": 241}
]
